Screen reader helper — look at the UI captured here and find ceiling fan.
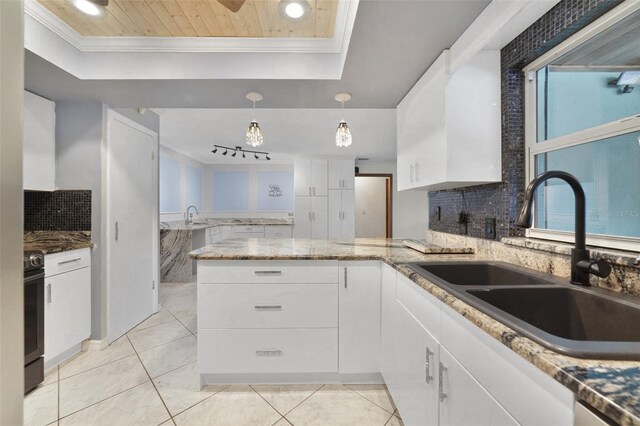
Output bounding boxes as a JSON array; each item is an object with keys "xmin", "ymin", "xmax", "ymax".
[{"xmin": 88, "ymin": 0, "xmax": 246, "ymax": 13}]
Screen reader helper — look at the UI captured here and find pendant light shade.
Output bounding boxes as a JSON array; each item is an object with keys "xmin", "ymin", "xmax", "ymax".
[
  {"xmin": 334, "ymin": 93, "xmax": 352, "ymax": 147},
  {"xmin": 246, "ymin": 92, "xmax": 264, "ymax": 147}
]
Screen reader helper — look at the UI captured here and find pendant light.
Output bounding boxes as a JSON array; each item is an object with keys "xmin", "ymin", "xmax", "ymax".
[
  {"xmin": 246, "ymin": 92, "xmax": 264, "ymax": 147},
  {"xmin": 335, "ymin": 93, "xmax": 352, "ymax": 147}
]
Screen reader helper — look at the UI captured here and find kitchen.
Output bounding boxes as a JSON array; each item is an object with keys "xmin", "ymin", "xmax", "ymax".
[{"xmin": 1, "ymin": 0, "xmax": 639, "ymax": 425}]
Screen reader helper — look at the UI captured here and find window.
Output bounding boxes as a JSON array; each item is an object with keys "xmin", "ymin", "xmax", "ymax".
[
  {"xmin": 212, "ymin": 172, "xmax": 249, "ymax": 212},
  {"xmin": 159, "ymin": 155, "xmax": 181, "ymax": 213},
  {"xmin": 525, "ymin": 4, "xmax": 640, "ymax": 251},
  {"xmin": 185, "ymin": 165, "xmax": 203, "ymax": 210}
]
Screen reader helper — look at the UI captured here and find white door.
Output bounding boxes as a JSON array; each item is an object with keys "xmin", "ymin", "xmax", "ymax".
[
  {"xmin": 293, "ymin": 196, "xmax": 311, "ymax": 238},
  {"xmin": 340, "ymin": 190, "xmax": 355, "ymax": 238},
  {"xmin": 106, "ymin": 110, "xmax": 158, "ymax": 342},
  {"xmin": 355, "ymin": 177, "xmax": 387, "ymax": 238},
  {"xmin": 311, "ymin": 159, "xmax": 328, "ymax": 196},
  {"xmin": 310, "ymin": 196, "xmax": 328, "ymax": 239},
  {"xmin": 339, "ymin": 262, "xmax": 381, "ymax": 374},
  {"xmin": 328, "ymin": 190, "xmax": 342, "ymax": 239},
  {"xmin": 439, "ymin": 347, "xmax": 519, "ymax": 426}
]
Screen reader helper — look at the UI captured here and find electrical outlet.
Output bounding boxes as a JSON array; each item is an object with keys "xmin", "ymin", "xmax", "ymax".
[{"xmin": 485, "ymin": 218, "xmax": 496, "ymax": 239}]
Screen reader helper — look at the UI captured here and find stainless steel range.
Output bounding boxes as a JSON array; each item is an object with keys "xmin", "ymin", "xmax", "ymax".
[{"xmin": 24, "ymin": 250, "xmax": 45, "ymax": 394}]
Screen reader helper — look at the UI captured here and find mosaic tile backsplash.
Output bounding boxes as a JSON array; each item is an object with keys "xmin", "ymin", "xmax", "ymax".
[
  {"xmin": 428, "ymin": 0, "xmax": 622, "ymax": 240},
  {"xmin": 24, "ymin": 190, "xmax": 92, "ymax": 231}
]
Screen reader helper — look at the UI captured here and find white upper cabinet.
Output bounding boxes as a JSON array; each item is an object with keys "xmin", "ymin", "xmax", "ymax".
[
  {"xmin": 295, "ymin": 158, "xmax": 328, "ymax": 196},
  {"xmin": 397, "ymin": 49, "xmax": 501, "ymax": 191},
  {"xmin": 24, "ymin": 91, "xmax": 56, "ymax": 191},
  {"xmin": 328, "ymin": 158, "xmax": 355, "ymax": 190}
]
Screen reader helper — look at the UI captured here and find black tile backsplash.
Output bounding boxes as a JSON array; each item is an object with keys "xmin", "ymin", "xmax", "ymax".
[
  {"xmin": 24, "ymin": 190, "xmax": 92, "ymax": 231},
  {"xmin": 428, "ymin": 0, "xmax": 622, "ymax": 240}
]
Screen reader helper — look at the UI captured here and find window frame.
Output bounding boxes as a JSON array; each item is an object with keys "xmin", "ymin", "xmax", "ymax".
[{"xmin": 523, "ymin": 2, "xmax": 640, "ymax": 252}]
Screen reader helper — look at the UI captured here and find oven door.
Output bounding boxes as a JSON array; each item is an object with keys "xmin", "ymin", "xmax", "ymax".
[{"xmin": 24, "ymin": 270, "xmax": 44, "ymax": 364}]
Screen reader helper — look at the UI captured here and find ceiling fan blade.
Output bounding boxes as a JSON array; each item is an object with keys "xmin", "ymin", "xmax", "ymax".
[{"xmin": 217, "ymin": 0, "xmax": 246, "ymax": 13}]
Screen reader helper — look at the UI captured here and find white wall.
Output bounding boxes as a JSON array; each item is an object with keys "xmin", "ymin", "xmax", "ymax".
[
  {"xmin": 0, "ymin": 0, "xmax": 25, "ymax": 422},
  {"xmin": 160, "ymin": 144, "xmax": 294, "ymax": 222},
  {"xmin": 356, "ymin": 162, "xmax": 429, "ymax": 239}
]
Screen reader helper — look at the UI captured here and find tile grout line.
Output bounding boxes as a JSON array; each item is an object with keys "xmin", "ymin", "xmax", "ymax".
[
  {"xmin": 274, "ymin": 384, "xmax": 327, "ymax": 418},
  {"xmin": 249, "ymin": 385, "xmax": 289, "ymax": 418},
  {"xmin": 57, "ymin": 350, "xmax": 136, "ymax": 382},
  {"xmin": 168, "ymin": 384, "xmax": 230, "ymax": 419},
  {"xmin": 126, "ymin": 333, "xmax": 174, "ymax": 424},
  {"xmin": 345, "ymin": 385, "xmax": 397, "ymax": 415}
]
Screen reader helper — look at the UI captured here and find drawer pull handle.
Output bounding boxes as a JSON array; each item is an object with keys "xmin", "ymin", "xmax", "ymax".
[
  {"xmin": 256, "ymin": 349, "xmax": 283, "ymax": 357},
  {"xmin": 255, "ymin": 305, "xmax": 282, "ymax": 311},
  {"xmin": 58, "ymin": 258, "xmax": 82, "ymax": 265},
  {"xmin": 439, "ymin": 362, "xmax": 448, "ymax": 403},
  {"xmin": 47, "ymin": 283, "xmax": 52, "ymax": 303},
  {"xmin": 425, "ymin": 346, "xmax": 434, "ymax": 384},
  {"xmin": 254, "ymin": 271, "xmax": 282, "ymax": 276}
]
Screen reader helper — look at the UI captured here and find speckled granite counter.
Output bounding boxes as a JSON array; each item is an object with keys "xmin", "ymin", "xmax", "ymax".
[
  {"xmin": 161, "ymin": 218, "xmax": 294, "ymax": 282},
  {"xmin": 24, "ymin": 231, "xmax": 93, "ymax": 254},
  {"xmin": 190, "ymin": 238, "xmax": 640, "ymax": 426},
  {"xmin": 160, "ymin": 217, "xmax": 294, "ymax": 231}
]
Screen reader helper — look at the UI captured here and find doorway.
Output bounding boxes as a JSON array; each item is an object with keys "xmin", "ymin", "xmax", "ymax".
[{"xmin": 355, "ymin": 174, "xmax": 392, "ymax": 238}]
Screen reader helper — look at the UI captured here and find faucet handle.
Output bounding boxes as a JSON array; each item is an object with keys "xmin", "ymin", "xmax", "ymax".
[{"xmin": 577, "ymin": 259, "xmax": 612, "ymax": 279}]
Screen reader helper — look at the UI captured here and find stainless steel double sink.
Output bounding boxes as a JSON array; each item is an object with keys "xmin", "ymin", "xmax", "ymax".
[{"xmin": 407, "ymin": 261, "xmax": 640, "ymax": 360}]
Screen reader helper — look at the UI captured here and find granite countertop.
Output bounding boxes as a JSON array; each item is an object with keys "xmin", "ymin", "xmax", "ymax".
[
  {"xmin": 189, "ymin": 238, "xmax": 640, "ymax": 426},
  {"xmin": 24, "ymin": 231, "xmax": 93, "ymax": 254},
  {"xmin": 161, "ymin": 217, "xmax": 294, "ymax": 231}
]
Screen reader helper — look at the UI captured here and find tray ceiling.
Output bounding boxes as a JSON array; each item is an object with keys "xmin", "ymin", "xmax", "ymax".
[{"xmin": 37, "ymin": 0, "xmax": 337, "ymax": 38}]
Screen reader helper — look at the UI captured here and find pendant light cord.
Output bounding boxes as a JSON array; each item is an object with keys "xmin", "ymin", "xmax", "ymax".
[
  {"xmin": 252, "ymin": 100, "xmax": 256, "ymax": 122},
  {"xmin": 341, "ymin": 100, "xmax": 345, "ymax": 121}
]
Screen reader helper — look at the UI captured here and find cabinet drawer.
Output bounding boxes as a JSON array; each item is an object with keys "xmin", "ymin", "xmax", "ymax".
[
  {"xmin": 231, "ymin": 232, "xmax": 265, "ymax": 239},
  {"xmin": 199, "ymin": 284, "xmax": 337, "ymax": 329},
  {"xmin": 198, "ymin": 261, "xmax": 339, "ymax": 284},
  {"xmin": 233, "ymin": 225, "xmax": 265, "ymax": 233},
  {"xmin": 264, "ymin": 226, "xmax": 292, "ymax": 238},
  {"xmin": 45, "ymin": 248, "xmax": 91, "ymax": 277},
  {"xmin": 397, "ymin": 274, "xmax": 441, "ymax": 341},
  {"xmin": 198, "ymin": 328, "xmax": 338, "ymax": 374},
  {"xmin": 207, "ymin": 227, "xmax": 222, "ymax": 237}
]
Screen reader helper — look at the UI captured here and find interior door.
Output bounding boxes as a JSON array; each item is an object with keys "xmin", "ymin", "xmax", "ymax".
[{"xmin": 107, "ymin": 110, "xmax": 158, "ymax": 342}]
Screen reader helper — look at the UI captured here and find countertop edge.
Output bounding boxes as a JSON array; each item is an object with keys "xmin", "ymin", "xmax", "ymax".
[{"xmin": 190, "ymin": 251, "xmax": 640, "ymax": 426}]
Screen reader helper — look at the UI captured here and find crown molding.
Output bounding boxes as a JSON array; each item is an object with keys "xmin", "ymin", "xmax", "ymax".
[{"xmin": 24, "ymin": 0, "xmax": 358, "ymax": 54}]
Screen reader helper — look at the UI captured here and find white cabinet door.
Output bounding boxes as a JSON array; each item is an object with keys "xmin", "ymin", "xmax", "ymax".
[
  {"xmin": 340, "ymin": 190, "xmax": 355, "ymax": 238},
  {"xmin": 394, "ymin": 302, "xmax": 440, "ymax": 426},
  {"xmin": 293, "ymin": 196, "xmax": 311, "ymax": 238},
  {"xmin": 44, "ymin": 266, "xmax": 91, "ymax": 363},
  {"xmin": 439, "ymin": 347, "xmax": 519, "ymax": 426},
  {"xmin": 341, "ymin": 159, "xmax": 355, "ymax": 189},
  {"xmin": 338, "ymin": 262, "xmax": 381, "ymax": 374},
  {"xmin": 328, "ymin": 159, "xmax": 355, "ymax": 190},
  {"xmin": 294, "ymin": 159, "xmax": 313, "ymax": 196},
  {"xmin": 310, "ymin": 196, "xmax": 328, "ymax": 239},
  {"xmin": 311, "ymin": 159, "xmax": 328, "ymax": 196},
  {"xmin": 24, "ymin": 91, "xmax": 56, "ymax": 191},
  {"xmin": 328, "ymin": 159, "xmax": 343, "ymax": 190},
  {"xmin": 328, "ymin": 190, "xmax": 342, "ymax": 239},
  {"xmin": 381, "ymin": 264, "xmax": 399, "ymax": 385}
]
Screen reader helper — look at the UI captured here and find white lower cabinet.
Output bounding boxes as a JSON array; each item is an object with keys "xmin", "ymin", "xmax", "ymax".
[
  {"xmin": 439, "ymin": 346, "xmax": 518, "ymax": 426},
  {"xmin": 44, "ymin": 248, "xmax": 91, "ymax": 366},
  {"xmin": 338, "ymin": 262, "xmax": 380, "ymax": 374}
]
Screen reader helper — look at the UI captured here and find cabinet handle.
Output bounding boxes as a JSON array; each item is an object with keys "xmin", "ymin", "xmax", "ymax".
[
  {"xmin": 254, "ymin": 271, "xmax": 282, "ymax": 276},
  {"xmin": 46, "ymin": 283, "xmax": 52, "ymax": 303},
  {"xmin": 308, "ymin": 212, "xmax": 312, "ymax": 222},
  {"xmin": 312, "ymin": 212, "xmax": 316, "ymax": 221},
  {"xmin": 308, "ymin": 187, "xmax": 312, "ymax": 196},
  {"xmin": 410, "ymin": 164, "xmax": 415, "ymax": 182},
  {"xmin": 439, "ymin": 362, "xmax": 448, "ymax": 402},
  {"xmin": 58, "ymin": 258, "xmax": 81, "ymax": 266},
  {"xmin": 344, "ymin": 268, "xmax": 348, "ymax": 289},
  {"xmin": 313, "ymin": 187, "xmax": 316, "ymax": 196},
  {"xmin": 256, "ymin": 349, "xmax": 283, "ymax": 357},
  {"xmin": 254, "ymin": 305, "xmax": 282, "ymax": 311},
  {"xmin": 115, "ymin": 221, "xmax": 119, "ymax": 241},
  {"xmin": 425, "ymin": 347, "xmax": 434, "ymax": 384},
  {"xmin": 415, "ymin": 163, "xmax": 420, "ymax": 182}
]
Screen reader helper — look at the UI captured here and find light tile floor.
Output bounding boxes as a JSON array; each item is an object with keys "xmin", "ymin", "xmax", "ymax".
[{"xmin": 25, "ymin": 280, "xmax": 403, "ymax": 426}]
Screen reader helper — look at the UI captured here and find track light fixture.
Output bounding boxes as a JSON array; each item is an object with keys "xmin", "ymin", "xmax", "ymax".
[{"xmin": 211, "ymin": 145, "xmax": 271, "ymax": 161}]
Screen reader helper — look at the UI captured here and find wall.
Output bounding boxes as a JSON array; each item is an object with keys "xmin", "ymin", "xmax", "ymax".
[
  {"xmin": 356, "ymin": 162, "xmax": 428, "ymax": 239},
  {"xmin": 355, "ymin": 176, "xmax": 388, "ymax": 238},
  {"xmin": 160, "ymin": 145, "xmax": 294, "ymax": 222},
  {"xmin": 0, "ymin": 0, "xmax": 25, "ymax": 422},
  {"xmin": 428, "ymin": 0, "xmax": 622, "ymax": 240},
  {"xmin": 56, "ymin": 102, "xmax": 159, "ymax": 340}
]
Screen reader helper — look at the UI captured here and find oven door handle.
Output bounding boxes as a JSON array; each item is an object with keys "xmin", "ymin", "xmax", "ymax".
[{"xmin": 24, "ymin": 272, "xmax": 45, "ymax": 283}]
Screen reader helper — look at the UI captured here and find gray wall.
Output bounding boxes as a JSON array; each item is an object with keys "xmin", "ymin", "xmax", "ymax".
[
  {"xmin": 356, "ymin": 162, "xmax": 428, "ymax": 239},
  {"xmin": 56, "ymin": 103, "xmax": 159, "ymax": 339}
]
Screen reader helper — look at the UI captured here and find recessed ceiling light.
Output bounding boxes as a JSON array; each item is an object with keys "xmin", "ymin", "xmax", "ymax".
[
  {"xmin": 71, "ymin": 0, "xmax": 105, "ymax": 17},
  {"xmin": 279, "ymin": 0, "xmax": 310, "ymax": 21}
]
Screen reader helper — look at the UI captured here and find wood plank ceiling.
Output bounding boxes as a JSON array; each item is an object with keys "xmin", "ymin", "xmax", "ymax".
[{"xmin": 38, "ymin": 0, "xmax": 338, "ymax": 38}]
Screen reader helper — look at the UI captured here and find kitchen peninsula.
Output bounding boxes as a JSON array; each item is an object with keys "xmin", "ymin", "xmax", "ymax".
[{"xmin": 190, "ymin": 237, "xmax": 640, "ymax": 426}]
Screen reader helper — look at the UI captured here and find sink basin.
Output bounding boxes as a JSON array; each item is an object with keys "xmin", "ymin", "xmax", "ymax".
[
  {"xmin": 408, "ymin": 261, "xmax": 558, "ymax": 286},
  {"xmin": 407, "ymin": 261, "xmax": 640, "ymax": 359}
]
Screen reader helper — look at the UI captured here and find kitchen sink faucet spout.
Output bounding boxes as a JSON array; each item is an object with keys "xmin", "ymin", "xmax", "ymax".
[
  {"xmin": 516, "ymin": 170, "xmax": 610, "ymax": 286},
  {"xmin": 185, "ymin": 205, "xmax": 200, "ymax": 225}
]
